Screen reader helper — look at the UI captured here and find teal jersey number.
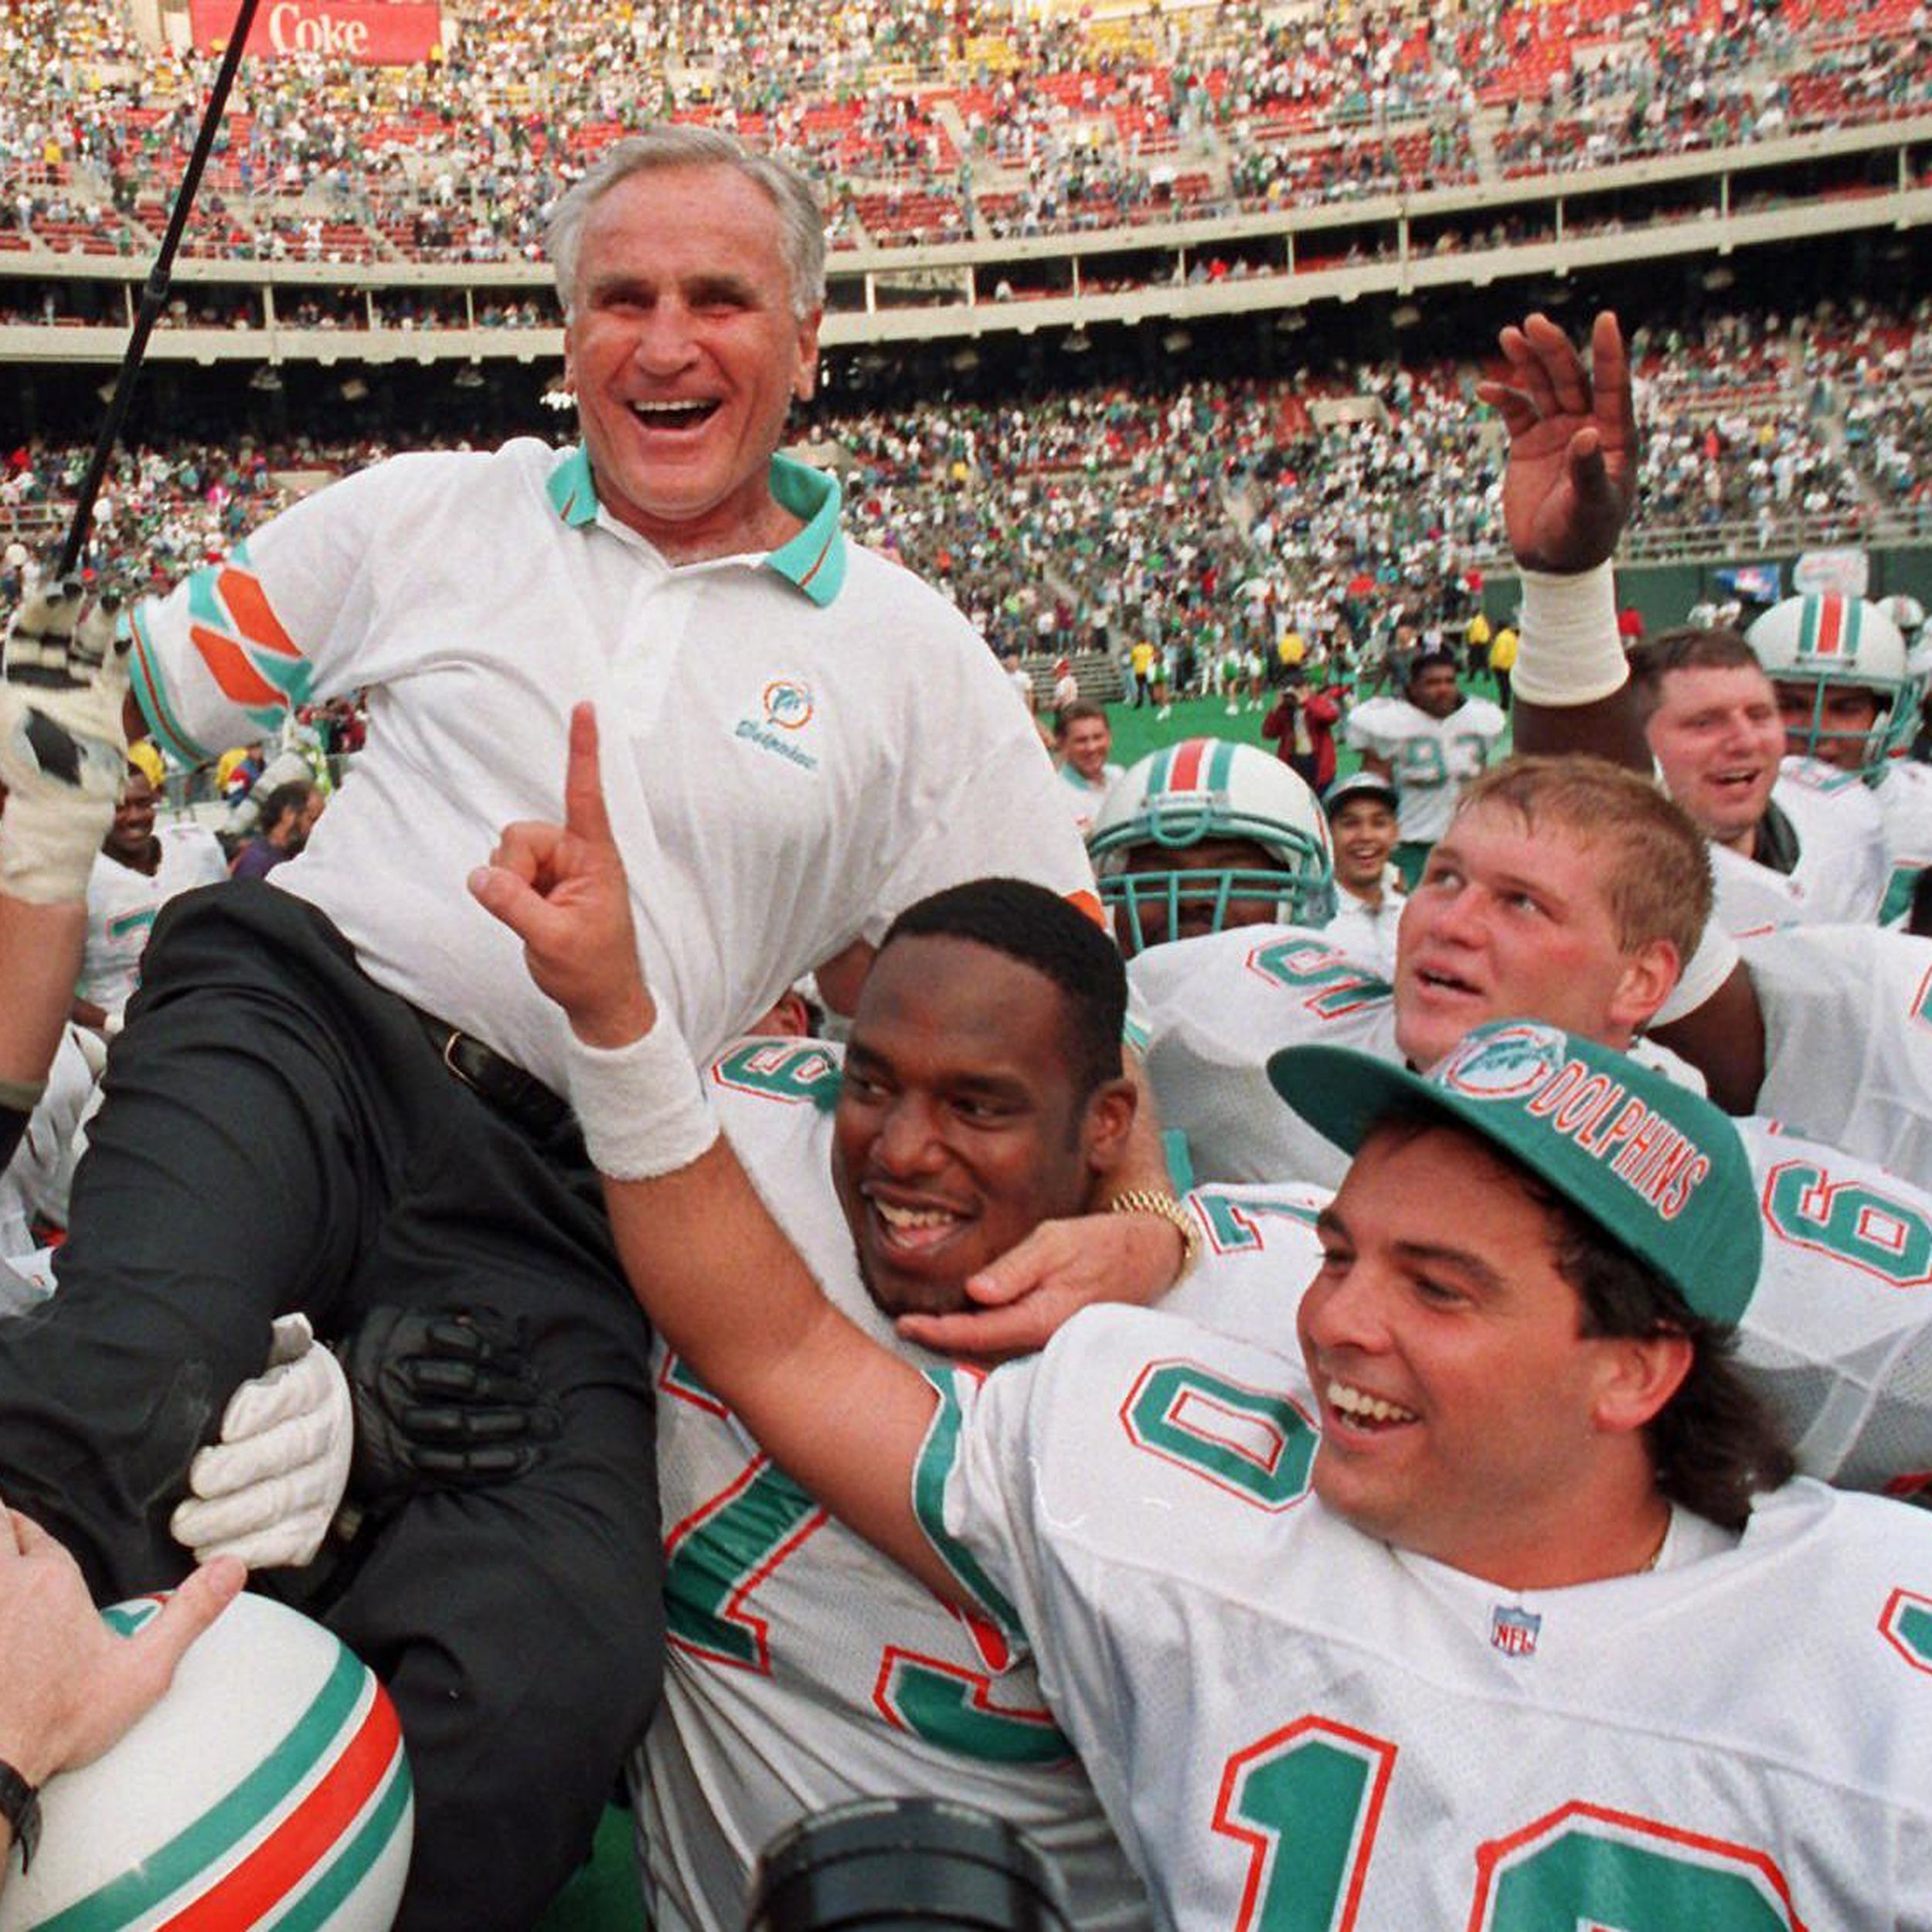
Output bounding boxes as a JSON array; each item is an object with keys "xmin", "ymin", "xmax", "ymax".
[
  {"xmin": 663, "ymin": 1357, "xmax": 1070, "ymax": 1763},
  {"xmin": 1246, "ymin": 938, "xmax": 1392, "ymax": 1019},
  {"xmin": 1193, "ymin": 1189, "xmax": 1321, "ymax": 1256},
  {"xmin": 1121, "ymin": 1360, "xmax": 1319, "ymax": 1509},
  {"xmin": 1218, "ymin": 1731, "xmax": 1801, "ymax": 1930},
  {"xmin": 1762, "ymin": 1158, "xmax": 1932, "ymax": 1287}
]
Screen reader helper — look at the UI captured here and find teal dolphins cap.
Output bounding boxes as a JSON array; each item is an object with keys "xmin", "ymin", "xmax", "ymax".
[{"xmin": 1266, "ymin": 1019, "xmax": 1760, "ymax": 1326}]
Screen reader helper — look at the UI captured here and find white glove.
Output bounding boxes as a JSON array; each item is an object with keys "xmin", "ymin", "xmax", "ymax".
[
  {"xmin": 0, "ymin": 577, "xmax": 131, "ymax": 903},
  {"xmin": 170, "ymin": 1313, "xmax": 352, "ymax": 1570}
]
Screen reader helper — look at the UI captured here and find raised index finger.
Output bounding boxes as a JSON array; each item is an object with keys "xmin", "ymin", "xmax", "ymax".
[{"xmin": 563, "ymin": 700, "xmax": 616, "ymax": 851}]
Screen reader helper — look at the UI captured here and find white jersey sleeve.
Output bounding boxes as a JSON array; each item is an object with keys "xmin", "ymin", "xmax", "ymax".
[
  {"xmin": 635, "ymin": 1036, "xmax": 1148, "ymax": 1932},
  {"xmin": 1131, "ymin": 924, "xmax": 1400, "ymax": 1189},
  {"xmin": 1875, "ymin": 760, "xmax": 1932, "ymax": 927},
  {"xmin": 1708, "ymin": 762, "xmax": 1887, "ymax": 935},
  {"xmin": 1743, "ymin": 923, "xmax": 1932, "ymax": 1187},
  {"xmin": 0, "ymin": 1028, "xmax": 99, "ymax": 1252},
  {"xmin": 1739, "ymin": 1116, "xmax": 1932, "ymax": 1493},
  {"xmin": 915, "ymin": 1307, "xmax": 1932, "ymax": 1932}
]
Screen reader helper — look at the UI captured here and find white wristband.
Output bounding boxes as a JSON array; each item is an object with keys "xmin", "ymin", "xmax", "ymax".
[
  {"xmin": 1511, "ymin": 563, "xmax": 1627, "ymax": 708},
  {"xmin": 1651, "ymin": 919, "xmax": 1741, "ymax": 1027},
  {"xmin": 563, "ymin": 1019, "xmax": 719, "ymax": 1180}
]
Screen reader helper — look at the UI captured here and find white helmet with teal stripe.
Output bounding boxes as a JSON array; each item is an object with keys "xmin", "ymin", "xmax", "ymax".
[
  {"xmin": 1087, "ymin": 736, "xmax": 1333, "ymax": 955},
  {"xmin": 1745, "ymin": 594, "xmax": 1911, "ymax": 775}
]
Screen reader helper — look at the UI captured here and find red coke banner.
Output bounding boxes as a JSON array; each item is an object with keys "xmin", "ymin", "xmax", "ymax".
[{"xmin": 189, "ymin": 0, "xmax": 444, "ymax": 63}]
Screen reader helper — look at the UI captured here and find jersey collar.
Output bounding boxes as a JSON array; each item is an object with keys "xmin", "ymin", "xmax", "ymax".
[{"xmin": 546, "ymin": 447, "xmax": 845, "ymax": 610}]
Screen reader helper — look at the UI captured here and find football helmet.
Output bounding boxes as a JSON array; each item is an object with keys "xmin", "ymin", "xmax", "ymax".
[
  {"xmin": 1087, "ymin": 737, "xmax": 1333, "ymax": 954},
  {"xmin": 1745, "ymin": 594, "xmax": 1911, "ymax": 776}
]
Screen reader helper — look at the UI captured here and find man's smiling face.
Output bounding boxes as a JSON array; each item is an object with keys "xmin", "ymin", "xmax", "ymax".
[
  {"xmin": 564, "ymin": 163, "xmax": 821, "ymax": 564},
  {"xmin": 1642, "ymin": 663, "xmax": 1785, "ymax": 852},
  {"xmin": 832, "ymin": 935, "xmax": 1111, "ymax": 1318}
]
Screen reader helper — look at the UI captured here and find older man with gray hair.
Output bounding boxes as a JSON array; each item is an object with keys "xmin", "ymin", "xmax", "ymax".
[{"xmin": 0, "ymin": 127, "xmax": 1113, "ymax": 1928}]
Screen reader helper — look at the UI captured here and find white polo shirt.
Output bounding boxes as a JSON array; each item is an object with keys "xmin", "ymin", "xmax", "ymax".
[{"xmin": 128, "ymin": 443, "xmax": 1095, "ymax": 1087}]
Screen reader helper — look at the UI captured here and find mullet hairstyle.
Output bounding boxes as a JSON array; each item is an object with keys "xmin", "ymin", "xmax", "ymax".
[
  {"xmin": 546, "ymin": 125, "xmax": 828, "ymax": 322},
  {"xmin": 1377, "ymin": 1111, "xmax": 1794, "ymax": 1531},
  {"xmin": 1452, "ymin": 755, "xmax": 1713, "ymax": 967},
  {"xmin": 879, "ymin": 879, "xmax": 1126, "ymax": 1114}
]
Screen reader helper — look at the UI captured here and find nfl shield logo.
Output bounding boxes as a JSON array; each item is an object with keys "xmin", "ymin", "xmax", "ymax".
[{"xmin": 1490, "ymin": 1604, "xmax": 1542, "ymax": 1659}]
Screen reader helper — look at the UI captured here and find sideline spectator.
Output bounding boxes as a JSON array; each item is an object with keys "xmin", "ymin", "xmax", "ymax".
[
  {"xmin": 1317, "ymin": 770, "xmax": 1404, "ymax": 976},
  {"xmin": 70, "ymin": 761, "xmax": 226, "ymax": 1030},
  {"xmin": 1260, "ymin": 668, "xmax": 1342, "ymax": 790},
  {"xmin": 1053, "ymin": 700, "xmax": 1123, "ymax": 838},
  {"xmin": 227, "ymin": 781, "xmax": 323, "ymax": 882}
]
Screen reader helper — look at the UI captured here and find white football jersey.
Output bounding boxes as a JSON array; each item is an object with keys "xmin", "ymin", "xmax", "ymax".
[
  {"xmin": 77, "ymin": 825, "xmax": 229, "ymax": 1015},
  {"xmin": 1744, "ymin": 924, "xmax": 1932, "ymax": 1187},
  {"xmin": 1343, "ymin": 695, "xmax": 1508, "ymax": 844},
  {"xmin": 1708, "ymin": 764, "xmax": 1886, "ymax": 936},
  {"xmin": 917, "ymin": 1309, "xmax": 1932, "ymax": 1932},
  {"xmin": 1131, "ymin": 924, "xmax": 1399, "ymax": 1191},
  {"xmin": 1733, "ymin": 1116, "xmax": 1932, "ymax": 1495},
  {"xmin": 1874, "ymin": 758, "xmax": 1932, "ymax": 927},
  {"xmin": 1135, "ymin": 929, "xmax": 1932, "ymax": 1495},
  {"xmin": 0, "ymin": 1026, "xmax": 99, "ymax": 1252},
  {"xmin": 1057, "ymin": 760, "xmax": 1124, "ymax": 841},
  {"xmin": 1318, "ymin": 875, "xmax": 1406, "ymax": 980},
  {"xmin": 636, "ymin": 1036, "xmax": 1162, "ymax": 1932},
  {"xmin": 1131, "ymin": 925, "xmax": 1696, "ymax": 1192}
]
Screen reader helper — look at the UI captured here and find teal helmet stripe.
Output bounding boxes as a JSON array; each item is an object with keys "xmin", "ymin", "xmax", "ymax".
[{"xmin": 1206, "ymin": 737, "xmax": 1238, "ymax": 792}]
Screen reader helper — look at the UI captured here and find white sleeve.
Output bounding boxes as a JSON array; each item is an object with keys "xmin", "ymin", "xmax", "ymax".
[
  {"xmin": 1740, "ymin": 1118, "xmax": 1932, "ymax": 1495},
  {"xmin": 124, "ymin": 457, "xmax": 427, "ymax": 764},
  {"xmin": 911, "ymin": 1360, "xmax": 1044, "ymax": 1648}
]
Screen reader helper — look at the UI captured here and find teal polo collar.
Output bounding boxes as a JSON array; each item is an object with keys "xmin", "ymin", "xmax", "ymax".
[{"xmin": 545, "ymin": 447, "xmax": 845, "ymax": 609}]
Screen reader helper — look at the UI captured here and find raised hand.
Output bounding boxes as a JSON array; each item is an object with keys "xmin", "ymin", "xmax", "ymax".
[
  {"xmin": 467, "ymin": 702, "xmax": 655, "ymax": 1047},
  {"xmin": 1477, "ymin": 311, "xmax": 1638, "ymax": 575}
]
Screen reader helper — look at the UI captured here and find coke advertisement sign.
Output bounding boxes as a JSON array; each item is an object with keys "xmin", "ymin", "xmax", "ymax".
[{"xmin": 189, "ymin": 0, "xmax": 444, "ymax": 63}]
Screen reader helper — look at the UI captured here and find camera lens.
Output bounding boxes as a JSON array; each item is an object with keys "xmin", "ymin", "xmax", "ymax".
[{"xmin": 747, "ymin": 1798, "xmax": 1072, "ymax": 1932}]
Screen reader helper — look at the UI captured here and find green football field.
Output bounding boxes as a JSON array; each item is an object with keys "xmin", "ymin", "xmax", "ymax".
[
  {"xmin": 536, "ymin": 1809, "xmax": 645, "ymax": 1931},
  {"xmin": 1096, "ymin": 678, "xmax": 1515, "ymax": 775}
]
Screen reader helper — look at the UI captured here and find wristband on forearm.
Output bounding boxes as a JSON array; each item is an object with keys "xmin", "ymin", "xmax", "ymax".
[
  {"xmin": 1511, "ymin": 563, "xmax": 1627, "ymax": 708},
  {"xmin": 562, "ymin": 1018, "xmax": 719, "ymax": 1180}
]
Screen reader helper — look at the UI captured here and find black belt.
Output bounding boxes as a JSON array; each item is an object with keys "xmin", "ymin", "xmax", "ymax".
[{"xmin": 413, "ymin": 1009, "xmax": 573, "ymax": 1141}]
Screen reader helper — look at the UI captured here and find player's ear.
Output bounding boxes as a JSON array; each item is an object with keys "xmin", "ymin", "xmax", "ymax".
[
  {"xmin": 1590, "ymin": 1328, "xmax": 1693, "ymax": 1437},
  {"xmin": 1607, "ymin": 937, "xmax": 1679, "ymax": 1036},
  {"xmin": 1080, "ymin": 1077, "xmax": 1139, "ymax": 1177}
]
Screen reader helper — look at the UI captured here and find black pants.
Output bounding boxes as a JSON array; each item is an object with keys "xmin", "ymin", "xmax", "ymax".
[{"xmin": 0, "ymin": 883, "xmax": 663, "ymax": 1930}]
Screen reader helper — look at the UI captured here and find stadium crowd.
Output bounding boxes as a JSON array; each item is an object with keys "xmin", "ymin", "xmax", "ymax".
[
  {"xmin": 5, "ymin": 294, "xmax": 1927, "ymax": 685},
  {"xmin": 3, "ymin": 110, "xmax": 1932, "ymax": 1932},
  {"xmin": 2, "ymin": 0, "xmax": 1930, "ymax": 261}
]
